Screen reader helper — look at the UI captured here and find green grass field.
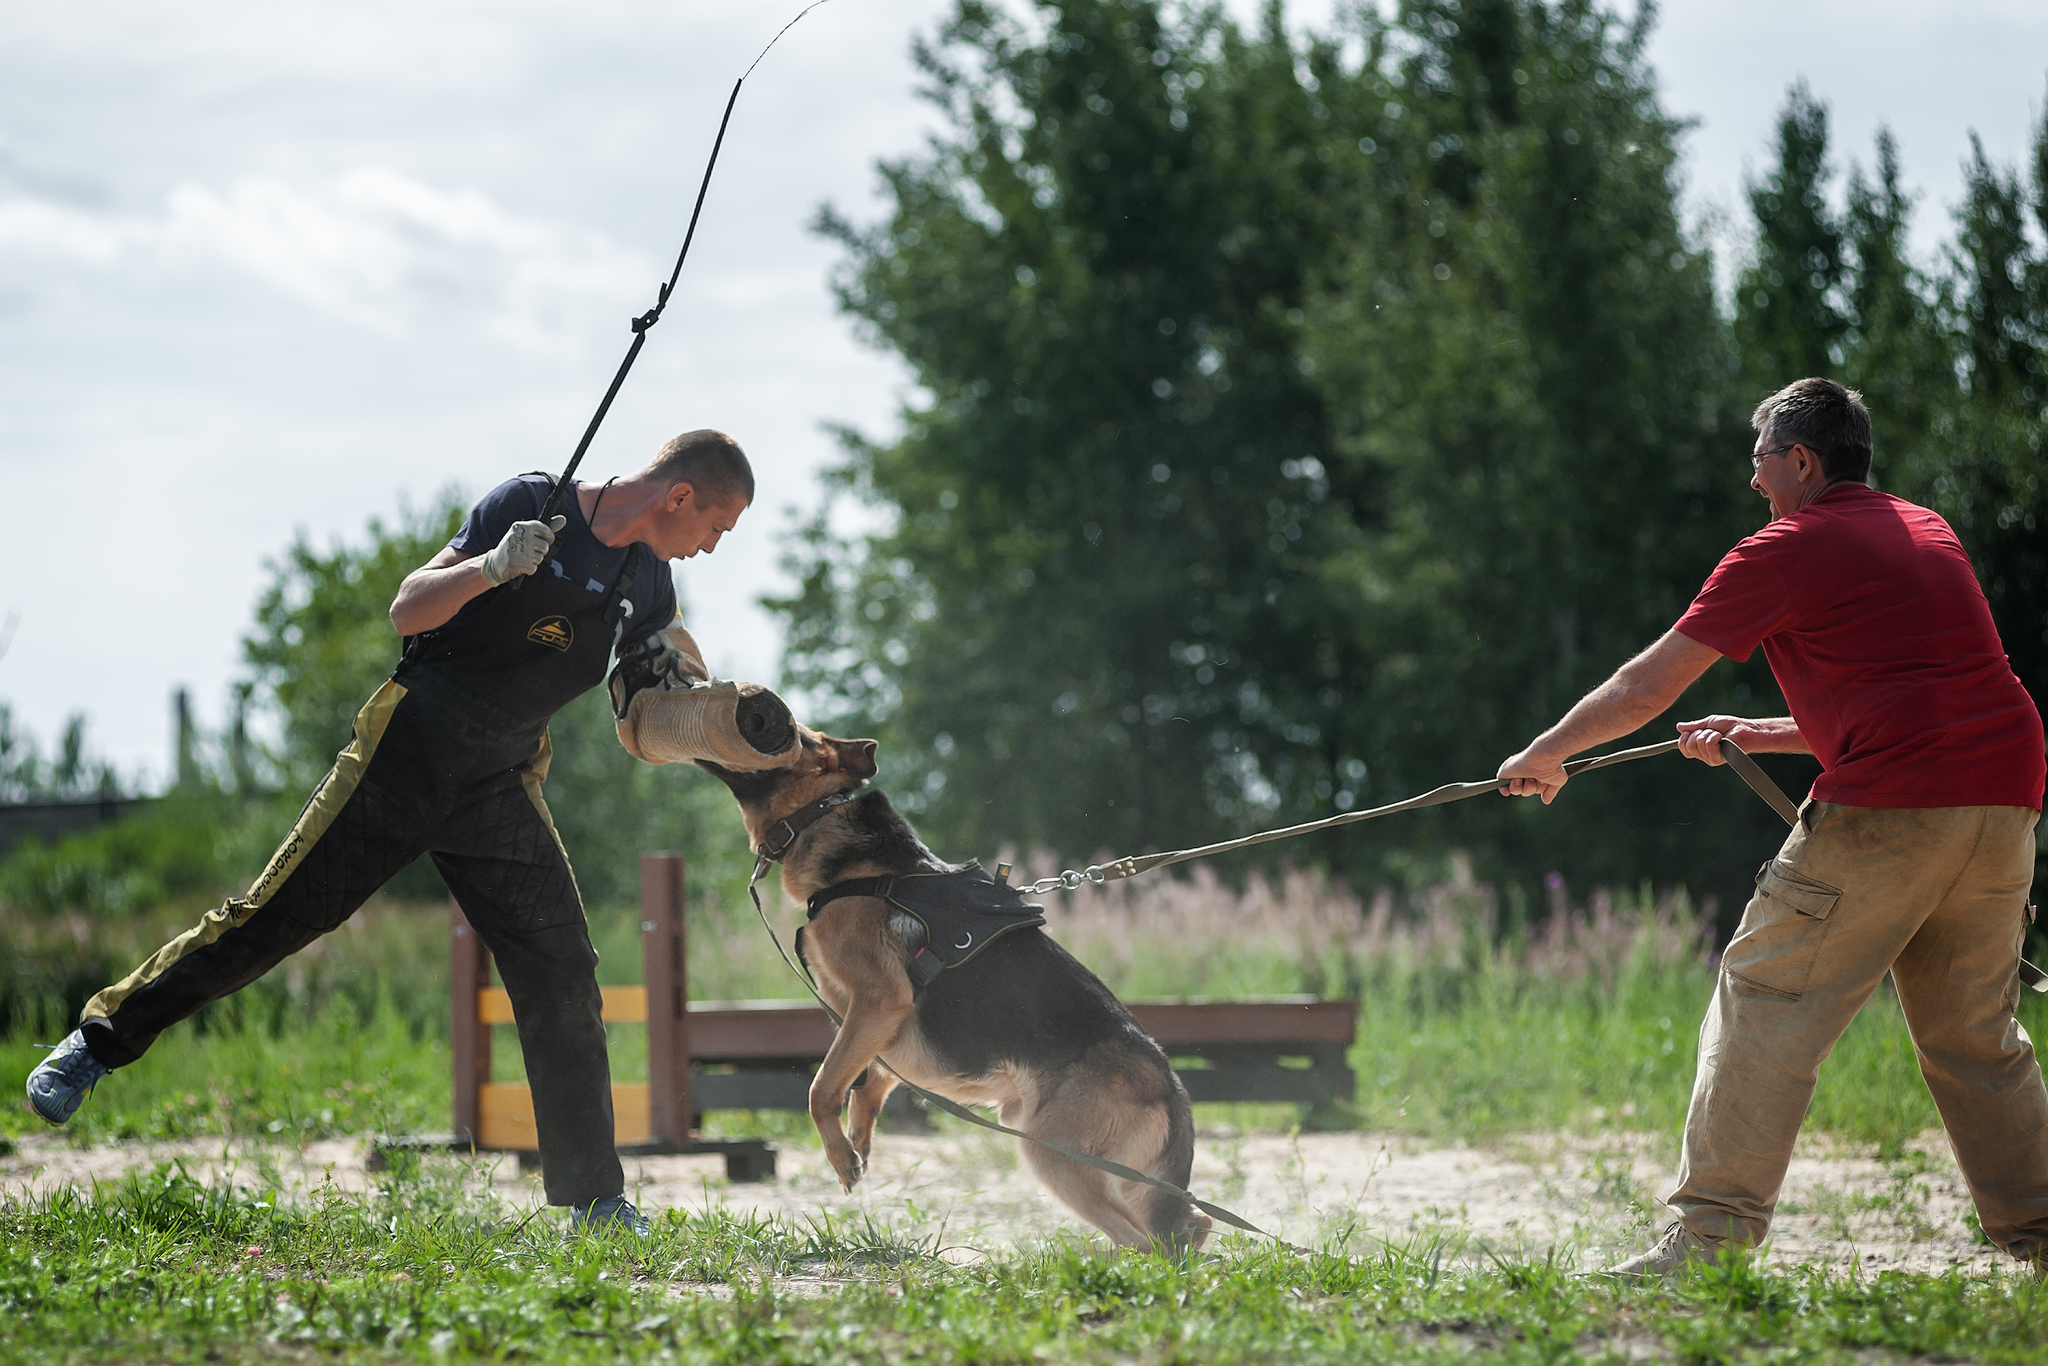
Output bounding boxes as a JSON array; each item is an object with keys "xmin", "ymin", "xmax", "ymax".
[
  {"xmin": 6, "ymin": 869, "xmax": 2048, "ymax": 1360},
  {"xmin": 3, "ymin": 1158, "xmax": 2045, "ymax": 1364}
]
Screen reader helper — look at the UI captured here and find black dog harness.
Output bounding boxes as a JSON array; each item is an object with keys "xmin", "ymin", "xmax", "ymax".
[{"xmin": 807, "ymin": 862, "xmax": 1045, "ymax": 991}]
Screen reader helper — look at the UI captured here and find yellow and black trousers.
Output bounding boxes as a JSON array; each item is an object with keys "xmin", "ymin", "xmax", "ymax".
[{"xmin": 79, "ymin": 668, "xmax": 622, "ymax": 1208}]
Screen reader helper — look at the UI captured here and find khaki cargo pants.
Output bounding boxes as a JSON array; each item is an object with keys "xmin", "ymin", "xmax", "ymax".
[{"xmin": 1667, "ymin": 801, "xmax": 2048, "ymax": 1260}]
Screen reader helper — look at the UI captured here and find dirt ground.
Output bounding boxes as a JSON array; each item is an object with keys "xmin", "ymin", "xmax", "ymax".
[{"xmin": 0, "ymin": 1122, "xmax": 2014, "ymax": 1277}]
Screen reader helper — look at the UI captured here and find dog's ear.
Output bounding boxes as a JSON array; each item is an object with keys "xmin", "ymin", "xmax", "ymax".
[{"xmin": 844, "ymin": 738, "xmax": 879, "ymax": 780}]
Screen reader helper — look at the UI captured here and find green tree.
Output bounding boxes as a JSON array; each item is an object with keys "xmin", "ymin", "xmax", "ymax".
[
  {"xmin": 1921, "ymin": 125, "xmax": 2048, "ymax": 700},
  {"xmin": 784, "ymin": 0, "xmax": 1353, "ymax": 861},
  {"xmin": 787, "ymin": 0, "xmax": 1786, "ymax": 910},
  {"xmin": 1841, "ymin": 127, "xmax": 1951, "ymax": 485},
  {"xmin": 1735, "ymin": 83, "xmax": 1847, "ymax": 388},
  {"xmin": 1301, "ymin": 0, "xmax": 1773, "ymax": 900},
  {"xmin": 242, "ymin": 497, "xmax": 466, "ymax": 791}
]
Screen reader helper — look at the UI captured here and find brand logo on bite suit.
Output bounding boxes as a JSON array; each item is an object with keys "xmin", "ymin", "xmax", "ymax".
[{"xmin": 527, "ymin": 617, "xmax": 574, "ymax": 652}]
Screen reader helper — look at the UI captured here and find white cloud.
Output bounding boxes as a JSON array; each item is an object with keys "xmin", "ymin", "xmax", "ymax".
[
  {"xmin": 0, "ymin": 196, "xmax": 129, "ymax": 263},
  {"xmin": 0, "ymin": 167, "xmax": 650, "ymax": 353}
]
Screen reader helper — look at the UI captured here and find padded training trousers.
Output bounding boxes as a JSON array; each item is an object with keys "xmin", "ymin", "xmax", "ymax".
[
  {"xmin": 1667, "ymin": 801, "xmax": 2048, "ymax": 1260},
  {"xmin": 79, "ymin": 676, "xmax": 623, "ymax": 1209}
]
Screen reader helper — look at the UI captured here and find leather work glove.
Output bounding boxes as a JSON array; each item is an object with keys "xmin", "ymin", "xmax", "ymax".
[
  {"xmin": 477, "ymin": 515, "xmax": 567, "ymax": 586},
  {"xmin": 607, "ymin": 619, "xmax": 709, "ymax": 722},
  {"xmin": 649, "ymin": 621, "xmax": 710, "ymax": 687}
]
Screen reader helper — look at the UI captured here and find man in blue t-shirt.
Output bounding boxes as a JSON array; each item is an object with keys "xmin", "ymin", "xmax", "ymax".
[{"xmin": 29, "ymin": 430, "xmax": 763, "ymax": 1236}]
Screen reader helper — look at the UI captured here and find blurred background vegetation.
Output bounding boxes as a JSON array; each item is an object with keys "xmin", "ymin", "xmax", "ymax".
[
  {"xmin": 3, "ymin": 0, "xmax": 2046, "ymax": 1143},
  {"xmin": 780, "ymin": 0, "xmax": 2048, "ymax": 924}
]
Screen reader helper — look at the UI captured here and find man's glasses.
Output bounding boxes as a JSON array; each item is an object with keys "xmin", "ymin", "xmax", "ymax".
[{"xmin": 1750, "ymin": 444, "xmax": 1798, "ymax": 471}]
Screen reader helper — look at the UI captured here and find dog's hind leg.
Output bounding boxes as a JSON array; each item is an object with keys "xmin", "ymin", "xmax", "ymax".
[
  {"xmin": 1132, "ymin": 1069, "xmax": 1210, "ymax": 1254},
  {"xmin": 1006, "ymin": 1081, "xmax": 1156, "ymax": 1248},
  {"xmin": 1014, "ymin": 1053, "xmax": 1211, "ymax": 1253},
  {"xmin": 1014, "ymin": 1127, "xmax": 1151, "ymax": 1247}
]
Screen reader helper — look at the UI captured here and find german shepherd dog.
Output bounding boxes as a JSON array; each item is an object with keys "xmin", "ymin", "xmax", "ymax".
[{"xmin": 699, "ymin": 726, "xmax": 1211, "ymax": 1251}]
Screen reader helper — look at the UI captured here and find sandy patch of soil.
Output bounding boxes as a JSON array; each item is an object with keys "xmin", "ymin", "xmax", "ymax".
[{"xmin": 0, "ymin": 1124, "xmax": 2012, "ymax": 1276}]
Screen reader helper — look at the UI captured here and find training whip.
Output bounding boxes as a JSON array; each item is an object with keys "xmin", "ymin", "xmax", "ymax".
[{"xmin": 514, "ymin": 0, "xmax": 838, "ymax": 586}]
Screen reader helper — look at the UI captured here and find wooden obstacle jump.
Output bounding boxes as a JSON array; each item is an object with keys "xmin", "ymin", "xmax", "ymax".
[
  {"xmin": 424, "ymin": 851, "xmax": 1359, "ymax": 1183},
  {"xmin": 445, "ymin": 852, "xmax": 775, "ymax": 1181}
]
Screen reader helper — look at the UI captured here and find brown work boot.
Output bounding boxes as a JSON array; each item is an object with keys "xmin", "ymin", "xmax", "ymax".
[{"xmin": 1602, "ymin": 1222, "xmax": 1728, "ymax": 1279}]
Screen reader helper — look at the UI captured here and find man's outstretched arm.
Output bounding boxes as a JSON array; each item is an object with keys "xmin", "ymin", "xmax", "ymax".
[{"xmin": 1496, "ymin": 629, "xmax": 1724, "ymax": 804}]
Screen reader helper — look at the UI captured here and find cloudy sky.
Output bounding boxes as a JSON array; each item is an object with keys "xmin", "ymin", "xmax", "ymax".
[{"xmin": 2, "ymin": 0, "xmax": 2043, "ymax": 786}]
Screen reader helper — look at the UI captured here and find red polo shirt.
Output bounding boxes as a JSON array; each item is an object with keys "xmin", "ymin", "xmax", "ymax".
[{"xmin": 1674, "ymin": 483, "xmax": 2044, "ymax": 810}]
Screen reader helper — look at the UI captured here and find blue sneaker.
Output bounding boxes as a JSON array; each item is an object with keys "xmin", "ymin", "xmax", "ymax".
[
  {"xmin": 569, "ymin": 1194, "xmax": 651, "ymax": 1237},
  {"xmin": 25, "ymin": 1030, "xmax": 111, "ymax": 1125}
]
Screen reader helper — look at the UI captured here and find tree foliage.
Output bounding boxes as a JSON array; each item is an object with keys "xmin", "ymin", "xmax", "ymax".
[
  {"xmin": 1735, "ymin": 83, "xmax": 1847, "ymax": 386},
  {"xmin": 781, "ymin": 0, "xmax": 1781, "ymax": 909},
  {"xmin": 785, "ymin": 0, "xmax": 1355, "ymax": 862},
  {"xmin": 242, "ymin": 498, "xmax": 468, "ymax": 792},
  {"xmin": 783, "ymin": 0, "xmax": 2048, "ymax": 917}
]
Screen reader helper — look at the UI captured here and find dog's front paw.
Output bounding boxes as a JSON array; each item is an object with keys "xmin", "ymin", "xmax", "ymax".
[{"xmin": 826, "ymin": 1142, "xmax": 866, "ymax": 1192}]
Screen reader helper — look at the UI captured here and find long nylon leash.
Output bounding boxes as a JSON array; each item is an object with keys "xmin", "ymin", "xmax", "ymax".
[
  {"xmin": 1011, "ymin": 738, "xmax": 2046, "ymax": 991},
  {"xmin": 1017, "ymin": 738, "xmax": 1762, "ymax": 892}
]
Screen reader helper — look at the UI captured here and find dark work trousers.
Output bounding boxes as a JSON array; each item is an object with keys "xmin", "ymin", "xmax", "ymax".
[{"xmin": 80, "ymin": 670, "xmax": 623, "ymax": 1208}]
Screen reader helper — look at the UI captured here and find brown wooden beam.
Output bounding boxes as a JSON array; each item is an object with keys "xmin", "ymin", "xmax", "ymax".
[
  {"xmin": 676, "ymin": 996, "xmax": 1359, "ymax": 1061},
  {"xmin": 448, "ymin": 897, "xmax": 492, "ymax": 1145},
  {"xmin": 1127, "ymin": 999, "xmax": 1359, "ymax": 1047},
  {"xmin": 641, "ymin": 852, "xmax": 690, "ymax": 1146},
  {"xmin": 685, "ymin": 1001, "xmax": 835, "ymax": 1057}
]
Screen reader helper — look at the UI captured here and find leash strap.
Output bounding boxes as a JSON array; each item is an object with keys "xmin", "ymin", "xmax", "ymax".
[
  {"xmin": 1017, "ymin": 738, "xmax": 1686, "ymax": 892},
  {"xmin": 513, "ymin": 79, "xmax": 738, "ymax": 591},
  {"xmin": 1716, "ymin": 743, "xmax": 1804, "ymax": 826}
]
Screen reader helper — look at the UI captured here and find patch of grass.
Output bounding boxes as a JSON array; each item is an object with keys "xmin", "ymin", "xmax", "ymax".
[
  {"xmin": 1340, "ymin": 882, "xmax": 2048, "ymax": 1148},
  {"xmin": 2, "ymin": 988, "xmax": 444, "ymax": 1145},
  {"xmin": 2, "ymin": 1164, "xmax": 2046, "ymax": 1364}
]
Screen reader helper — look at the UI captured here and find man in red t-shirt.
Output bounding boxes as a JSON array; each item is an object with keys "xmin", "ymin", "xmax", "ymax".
[{"xmin": 1498, "ymin": 378, "xmax": 2048, "ymax": 1276}]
